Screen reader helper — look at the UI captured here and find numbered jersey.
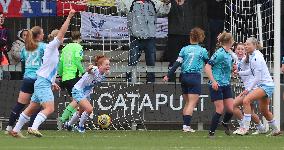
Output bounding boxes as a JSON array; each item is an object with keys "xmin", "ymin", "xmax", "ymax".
[
  {"xmin": 21, "ymin": 42, "xmax": 46, "ymax": 79},
  {"xmin": 59, "ymin": 43, "xmax": 84, "ymax": 81},
  {"xmin": 177, "ymin": 44, "xmax": 209, "ymax": 74}
]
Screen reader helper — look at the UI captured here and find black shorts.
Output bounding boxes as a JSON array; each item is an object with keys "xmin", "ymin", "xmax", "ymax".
[
  {"xmin": 209, "ymin": 85, "xmax": 233, "ymax": 102},
  {"xmin": 61, "ymin": 77, "xmax": 81, "ymax": 96},
  {"xmin": 20, "ymin": 78, "xmax": 36, "ymax": 94},
  {"xmin": 180, "ymin": 73, "xmax": 201, "ymax": 95}
]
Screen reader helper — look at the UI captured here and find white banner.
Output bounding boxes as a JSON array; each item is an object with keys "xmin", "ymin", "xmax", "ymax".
[{"xmin": 80, "ymin": 12, "xmax": 168, "ymax": 40}]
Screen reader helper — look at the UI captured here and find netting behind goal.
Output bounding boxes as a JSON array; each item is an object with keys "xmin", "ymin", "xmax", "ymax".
[
  {"xmin": 58, "ymin": 4, "xmax": 149, "ymax": 131},
  {"xmin": 225, "ymin": 0, "xmax": 274, "ymax": 67},
  {"xmin": 225, "ymin": 0, "xmax": 275, "ymax": 128}
]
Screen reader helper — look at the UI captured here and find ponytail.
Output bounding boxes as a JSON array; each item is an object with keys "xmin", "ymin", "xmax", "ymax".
[{"xmin": 25, "ymin": 26, "xmax": 42, "ymax": 51}]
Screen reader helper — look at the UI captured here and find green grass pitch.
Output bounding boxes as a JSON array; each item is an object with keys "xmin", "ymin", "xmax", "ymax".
[{"xmin": 0, "ymin": 130, "xmax": 283, "ymax": 150}]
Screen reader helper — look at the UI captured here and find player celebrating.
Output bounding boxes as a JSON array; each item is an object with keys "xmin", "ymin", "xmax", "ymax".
[
  {"xmin": 235, "ymin": 37, "xmax": 282, "ymax": 136},
  {"xmin": 10, "ymin": 9, "xmax": 76, "ymax": 138},
  {"xmin": 64, "ymin": 56, "xmax": 110, "ymax": 133},
  {"xmin": 57, "ymin": 31, "xmax": 84, "ymax": 129},
  {"xmin": 232, "ymin": 43, "xmax": 266, "ymax": 135},
  {"xmin": 204, "ymin": 31, "xmax": 235, "ymax": 137},
  {"xmin": 163, "ymin": 27, "xmax": 208, "ymax": 132},
  {"xmin": 5, "ymin": 26, "xmax": 45, "ymax": 136}
]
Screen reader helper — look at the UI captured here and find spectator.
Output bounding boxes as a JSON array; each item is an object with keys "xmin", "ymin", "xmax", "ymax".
[
  {"xmin": 117, "ymin": 0, "xmax": 171, "ymax": 83},
  {"xmin": 9, "ymin": 29, "xmax": 28, "ymax": 65},
  {"xmin": 164, "ymin": 0, "xmax": 208, "ymax": 82},
  {"xmin": 207, "ymin": 0, "xmax": 226, "ymax": 55},
  {"xmin": 0, "ymin": 12, "xmax": 12, "ymax": 66},
  {"xmin": 281, "ymin": 57, "xmax": 284, "ymax": 73}
]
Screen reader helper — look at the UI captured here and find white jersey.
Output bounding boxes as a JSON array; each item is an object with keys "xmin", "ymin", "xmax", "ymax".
[
  {"xmin": 74, "ymin": 66, "xmax": 106, "ymax": 96},
  {"xmin": 237, "ymin": 58, "xmax": 256, "ymax": 90},
  {"xmin": 239, "ymin": 50, "xmax": 274, "ymax": 91},
  {"xmin": 37, "ymin": 37, "xmax": 61, "ymax": 83},
  {"xmin": 229, "ymin": 50, "xmax": 238, "ymax": 63}
]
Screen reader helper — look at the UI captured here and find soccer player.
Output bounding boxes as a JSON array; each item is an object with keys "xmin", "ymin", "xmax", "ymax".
[
  {"xmin": 163, "ymin": 27, "xmax": 208, "ymax": 132},
  {"xmin": 204, "ymin": 31, "xmax": 235, "ymax": 137},
  {"xmin": 57, "ymin": 31, "xmax": 84, "ymax": 129},
  {"xmin": 10, "ymin": 9, "xmax": 76, "ymax": 138},
  {"xmin": 64, "ymin": 56, "xmax": 110, "ymax": 133},
  {"xmin": 232, "ymin": 43, "xmax": 266, "ymax": 135},
  {"xmin": 5, "ymin": 26, "xmax": 45, "ymax": 136},
  {"xmin": 235, "ymin": 37, "xmax": 282, "ymax": 136}
]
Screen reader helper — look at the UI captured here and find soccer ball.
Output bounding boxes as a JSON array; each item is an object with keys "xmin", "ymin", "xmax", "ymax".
[{"xmin": 97, "ymin": 114, "xmax": 111, "ymax": 129}]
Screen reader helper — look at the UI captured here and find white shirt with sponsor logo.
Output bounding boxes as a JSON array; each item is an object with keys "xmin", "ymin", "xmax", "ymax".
[
  {"xmin": 37, "ymin": 37, "xmax": 61, "ymax": 83},
  {"xmin": 74, "ymin": 66, "xmax": 106, "ymax": 96}
]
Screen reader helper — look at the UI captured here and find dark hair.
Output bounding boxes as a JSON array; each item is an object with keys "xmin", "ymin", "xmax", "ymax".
[
  {"xmin": 233, "ymin": 42, "xmax": 245, "ymax": 52},
  {"xmin": 71, "ymin": 31, "xmax": 81, "ymax": 41},
  {"xmin": 20, "ymin": 29, "xmax": 29, "ymax": 39},
  {"xmin": 94, "ymin": 55, "xmax": 109, "ymax": 66},
  {"xmin": 25, "ymin": 26, "xmax": 42, "ymax": 51},
  {"xmin": 190, "ymin": 27, "xmax": 205, "ymax": 43}
]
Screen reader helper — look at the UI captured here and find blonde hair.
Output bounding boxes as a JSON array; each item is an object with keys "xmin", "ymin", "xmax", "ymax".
[
  {"xmin": 218, "ymin": 31, "xmax": 234, "ymax": 46},
  {"xmin": 25, "ymin": 26, "xmax": 42, "ymax": 51},
  {"xmin": 245, "ymin": 37, "xmax": 263, "ymax": 63},
  {"xmin": 48, "ymin": 29, "xmax": 59, "ymax": 41},
  {"xmin": 246, "ymin": 37, "xmax": 263, "ymax": 50}
]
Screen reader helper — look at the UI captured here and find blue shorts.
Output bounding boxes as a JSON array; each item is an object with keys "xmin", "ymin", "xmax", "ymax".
[
  {"xmin": 259, "ymin": 84, "xmax": 274, "ymax": 99},
  {"xmin": 209, "ymin": 85, "xmax": 233, "ymax": 102},
  {"xmin": 20, "ymin": 78, "xmax": 36, "ymax": 94},
  {"xmin": 72, "ymin": 88, "xmax": 90, "ymax": 102},
  {"xmin": 31, "ymin": 76, "xmax": 54, "ymax": 103},
  {"xmin": 180, "ymin": 73, "xmax": 201, "ymax": 94}
]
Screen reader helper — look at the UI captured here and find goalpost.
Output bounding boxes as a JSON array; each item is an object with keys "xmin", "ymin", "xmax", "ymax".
[
  {"xmin": 225, "ymin": 0, "xmax": 281, "ymax": 129},
  {"xmin": 273, "ymin": 0, "xmax": 281, "ymax": 130}
]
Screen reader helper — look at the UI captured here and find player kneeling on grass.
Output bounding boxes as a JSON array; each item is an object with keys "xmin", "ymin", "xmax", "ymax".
[
  {"xmin": 234, "ymin": 37, "xmax": 282, "ymax": 136},
  {"xmin": 232, "ymin": 43, "xmax": 266, "ymax": 135},
  {"xmin": 163, "ymin": 27, "xmax": 209, "ymax": 132},
  {"xmin": 64, "ymin": 56, "xmax": 110, "ymax": 133},
  {"xmin": 10, "ymin": 9, "xmax": 75, "ymax": 138}
]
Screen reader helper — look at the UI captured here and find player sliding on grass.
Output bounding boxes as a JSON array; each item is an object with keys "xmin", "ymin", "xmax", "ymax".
[
  {"xmin": 232, "ymin": 42, "xmax": 266, "ymax": 135},
  {"xmin": 57, "ymin": 31, "xmax": 85, "ymax": 130},
  {"xmin": 10, "ymin": 9, "xmax": 76, "ymax": 138},
  {"xmin": 234, "ymin": 37, "xmax": 282, "ymax": 136},
  {"xmin": 163, "ymin": 27, "xmax": 209, "ymax": 132},
  {"xmin": 64, "ymin": 56, "xmax": 110, "ymax": 133},
  {"xmin": 204, "ymin": 31, "xmax": 235, "ymax": 137}
]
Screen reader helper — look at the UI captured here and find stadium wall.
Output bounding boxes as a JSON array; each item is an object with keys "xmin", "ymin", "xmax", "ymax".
[{"xmin": 0, "ymin": 81, "xmax": 283, "ymax": 130}]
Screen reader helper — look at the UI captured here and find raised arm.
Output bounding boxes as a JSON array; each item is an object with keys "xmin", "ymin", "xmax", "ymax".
[{"xmin": 57, "ymin": 9, "xmax": 76, "ymax": 43}]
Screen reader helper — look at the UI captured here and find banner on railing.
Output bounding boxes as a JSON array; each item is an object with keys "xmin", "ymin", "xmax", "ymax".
[
  {"xmin": 87, "ymin": 0, "xmax": 116, "ymax": 6},
  {"xmin": 0, "ymin": 0, "xmax": 57, "ymax": 17},
  {"xmin": 80, "ymin": 12, "xmax": 168, "ymax": 40},
  {"xmin": 0, "ymin": 0, "xmax": 87, "ymax": 17}
]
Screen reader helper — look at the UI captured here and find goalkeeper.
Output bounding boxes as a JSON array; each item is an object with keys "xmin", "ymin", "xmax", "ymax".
[{"xmin": 57, "ymin": 31, "xmax": 85, "ymax": 129}]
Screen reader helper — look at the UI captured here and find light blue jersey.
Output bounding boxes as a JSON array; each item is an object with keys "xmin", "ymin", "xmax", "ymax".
[
  {"xmin": 177, "ymin": 45, "xmax": 209, "ymax": 73},
  {"xmin": 208, "ymin": 47, "xmax": 233, "ymax": 86},
  {"xmin": 21, "ymin": 42, "xmax": 46, "ymax": 79}
]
